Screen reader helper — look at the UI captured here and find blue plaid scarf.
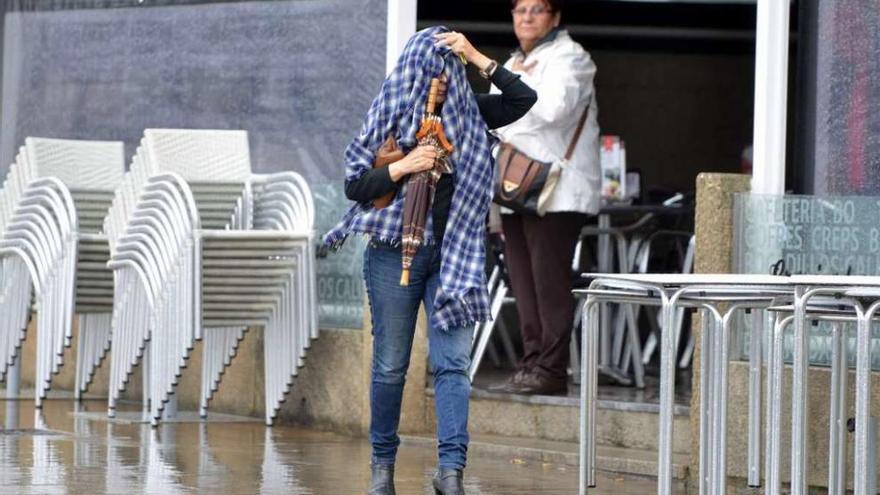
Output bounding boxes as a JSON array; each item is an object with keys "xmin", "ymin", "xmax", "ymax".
[{"xmin": 324, "ymin": 26, "xmax": 495, "ymax": 331}]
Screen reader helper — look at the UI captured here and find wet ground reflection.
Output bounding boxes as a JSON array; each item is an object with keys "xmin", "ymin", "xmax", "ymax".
[{"xmin": 0, "ymin": 399, "xmax": 657, "ymax": 494}]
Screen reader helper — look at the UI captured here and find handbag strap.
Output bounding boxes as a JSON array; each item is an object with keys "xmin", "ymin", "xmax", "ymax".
[{"xmin": 563, "ymin": 103, "xmax": 590, "ymax": 161}]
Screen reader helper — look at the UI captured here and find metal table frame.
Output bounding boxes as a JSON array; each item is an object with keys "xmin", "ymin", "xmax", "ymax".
[
  {"xmin": 784, "ymin": 276, "xmax": 880, "ymax": 495},
  {"xmin": 576, "ymin": 273, "xmax": 793, "ymax": 495},
  {"xmin": 764, "ymin": 299, "xmax": 880, "ymax": 495},
  {"xmin": 578, "ymin": 273, "xmax": 880, "ymax": 495}
]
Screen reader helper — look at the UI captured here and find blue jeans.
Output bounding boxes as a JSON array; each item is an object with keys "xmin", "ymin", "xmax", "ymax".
[{"xmin": 364, "ymin": 240, "xmax": 473, "ymax": 470}]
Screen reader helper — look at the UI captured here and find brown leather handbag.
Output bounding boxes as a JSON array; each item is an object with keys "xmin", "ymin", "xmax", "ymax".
[
  {"xmin": 372, "ymin": 135, "xmax": 404, "ymax": 209},
  {"xmin": 493, "ymin": 105, "xmax": 589, "ymax": 215}
]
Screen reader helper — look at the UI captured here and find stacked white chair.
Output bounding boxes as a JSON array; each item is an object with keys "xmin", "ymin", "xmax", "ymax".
[
  {"xmin": 0, "ymin": 138, "xmax": 124, "ymax": 405},
  {"xmin": 0, "ymin": 150, "xmax": 34, "ymax": 389},
  {"xmin": 105, "ymin": 129, "xmax": 316, "ymax": 426}
]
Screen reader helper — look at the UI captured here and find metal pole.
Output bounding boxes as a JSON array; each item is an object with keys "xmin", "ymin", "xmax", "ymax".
[
  {"xmin": 767, "ymin": 314, "xmax": 791, "ymax": 495},
  {"xmin": 751, "ymin": 0, "xmax": 791, "ymax": 195},
  {"xmin": 611, "ymin": 238, "xmax": 630, "ymax": 371},
  {"xmin": 469, "ymin": 280, "xmax": 507, "ymax": 382},
  {"xmin": 868, "ymin": 416, "xmax": 877, "ymax": 495},
  {"xmin": 828, "ymin": 321, "xmax": 847, "ymax": 494},
  {"xmin": 854, "ymin": 306, "xmax": 876, "ymax": 495},
  {"xmin": 698, "ymin": 308, "xmax": 714, "ymax": 495},
  {"xmin": 657, "ymin": 291, "xmax": 676, "ymax": 495},
  {"xmin": 748, "ymin": 309, "xmax": 764, "ymax": 486},
  {"xmin": 5, "ymin": 354, "xmax": 20, "ymax": 430},
  {"xmin": 6, "ymin": 353, "xmax": 20, "ymax": 400},
  {"xmin": 588, "ymin": 301, "xmax": 599, "ymax": 488},
  {"xmin": 714, "ymin": 307, "xmax": 736, "ymax": 495},
  {"xmin": 579, "ymin": 298, "xmax": 599, "ymax": 493},
  {"xmin": 597, "ymin": 215, "xmax": 612, "ymax": 372},
  {"xmin": 75, "ymin": 315, "xmax": 85, "ymax": 402},
  {"xmin": 712, "ymin": 306, "xmax": 725, "ymax": 494},
  {"xmin": 790, "ymin": 287, "xmax": 809, "ymax": 495},
  {"xmin": 763, "ymin": 313, "xmax": 776, "ymax": 493},
  {"xmin": 142, "ymin": 344, "xmax": 150, "ymax": 423},
  {"xmin": 579, "ymin": 298, "xmax": 589, "ymax": 495},
  {"xmin": 623, "ymin": 303, "xmax": 645, "ymax": 388}
]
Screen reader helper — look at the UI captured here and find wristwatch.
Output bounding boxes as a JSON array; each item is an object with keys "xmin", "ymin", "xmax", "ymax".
[{"xmin": 479, "ymin": 60, "xmax": 498, "ymax": 80}]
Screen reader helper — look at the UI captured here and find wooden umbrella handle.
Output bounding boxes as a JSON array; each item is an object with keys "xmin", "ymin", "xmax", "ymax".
[
  {"xmin": 433, "ymin": 121, "xmax": 454, "ymax": 153},
  {"xmin": 425, "ymin": 78, "xmax": 440, "ymax": 115},
  {"xmin": 416, "ymin": 78, "xmax": 454, "ymax": 154},
  {"xmin": 417, "ymin": 79, "xmax": 440, "ymax": 140}
]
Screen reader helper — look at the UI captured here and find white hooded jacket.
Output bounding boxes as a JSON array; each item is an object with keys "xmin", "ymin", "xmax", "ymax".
[{"xmin": 491, "ymin": 29, "xmax": 601, "ymax": 215}]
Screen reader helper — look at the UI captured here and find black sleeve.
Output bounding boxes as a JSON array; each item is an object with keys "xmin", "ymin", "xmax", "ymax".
[
  {"xmin": 344, "ymin": 166, "xmax": 400, "ymax": 202},
  {"xmin": 475, "ymin": 66, "xmax": 538, "ymax": 129}
]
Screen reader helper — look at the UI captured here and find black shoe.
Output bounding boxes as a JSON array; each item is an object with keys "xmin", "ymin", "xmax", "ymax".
[
  {"xmin": 487, "ymin": 368, "xmax": 528, "ymax": 393},
  {"xmin": 368, "ymin": 463, "xmax": 395, "ymax": 495},
  {"xmin": 432, "ymin": 468, "xmax": 465, "ymax": 495},
  {"xmin": 517, "ymin": 371, "xmax": 567, "ymax": 396}
]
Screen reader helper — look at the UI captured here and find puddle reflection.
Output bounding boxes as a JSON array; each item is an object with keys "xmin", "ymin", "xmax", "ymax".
[
  {"xmin": 196, "ymin": 424, "xmax": 226, "ymax": 490},
  {"xmin": 145, "ymin": 427, "xmax": 186, "ymax": 494},
  {"xmin": 30, "ymin": 413, "xmax": 66, "ymax": 495},
  {"xmin": 0, "ymin": 399, "xmax": 610, "ymax": 494},
  {"xmin": 261, "ymin": 428, "xmax": 311, "ymax": 494},
  {"xmin": 104, "ymin": 423, "xmax": 144, "ymax": 493},
  {"xmin": 0, "ymin": 432, "xmax": 21, "ymax": 491}
]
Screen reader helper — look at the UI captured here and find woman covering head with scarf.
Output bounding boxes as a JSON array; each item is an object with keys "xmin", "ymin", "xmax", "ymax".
[{"xmin": 325, "ymin": 27, "xmax": 535, "ymax": 495}]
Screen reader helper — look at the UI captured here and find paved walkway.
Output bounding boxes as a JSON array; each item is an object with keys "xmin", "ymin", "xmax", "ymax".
[{"xmin": 0, "ymin": 399, "xmax": 664, "ymax": 494}]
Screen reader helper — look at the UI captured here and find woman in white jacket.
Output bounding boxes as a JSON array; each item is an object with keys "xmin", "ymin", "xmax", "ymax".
[{"xmin": 493, "ymin": 0, "xmax": 600, "ymax": 395}]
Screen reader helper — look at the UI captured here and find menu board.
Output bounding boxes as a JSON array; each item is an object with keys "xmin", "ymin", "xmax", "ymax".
[
  {"xmin": 734, "ymin": 194, "xmax": 880, "ymax": 276},
  {"xmin": 733, "ymin": 193, "xmax": 880, "ymax": 368}
]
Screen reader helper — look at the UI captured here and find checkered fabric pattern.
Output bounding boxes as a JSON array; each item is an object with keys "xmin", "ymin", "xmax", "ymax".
[{"xmin": 324, "ymin": 26, "xmax": 495, "ymax": 331}]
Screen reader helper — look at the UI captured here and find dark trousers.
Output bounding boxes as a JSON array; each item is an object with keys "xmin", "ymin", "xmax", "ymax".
[{"xmin": 502, "ymin": 212, "xmax": 586, "ymax": 379}]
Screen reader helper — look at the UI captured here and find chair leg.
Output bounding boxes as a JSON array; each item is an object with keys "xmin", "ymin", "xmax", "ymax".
[
  {"xmin": 569, "ymin": 328, "xmax": 581, "ymax": 386},
  {"xmin": 469, "ymin": 282, "xmax": 508, "ymax": 381},
  {"xmin": 678, "ymin": 330, "xmax": 695, "ymax": 369},
  {"xmin": 623, "ymin": 304, "xmax": 645, "ymax": 389},
  {"xmin": 200, "ymin": 326, "xmax": 247, "ymax": 418},
  {"xmin": 75, "ymin": 313, "xmax": 112, "ymax": 401}
]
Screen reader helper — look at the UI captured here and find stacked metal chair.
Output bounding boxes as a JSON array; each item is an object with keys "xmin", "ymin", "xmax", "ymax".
[
  {"xmin": 0, "ymin": 137, "xmax": 124, "ymax": 405},
  {"xmin": 0, "ymin": 150, "xmax": 33, "ymax": 389},
  {"xmin": 105, "ymin": 129, "xmax": 316, "ymax": 426}
]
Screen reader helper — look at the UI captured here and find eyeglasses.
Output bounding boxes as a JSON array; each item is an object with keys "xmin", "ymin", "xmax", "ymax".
[{"xmin": 511, "ymin": 5, "xmax": 551, "ymax": 17}]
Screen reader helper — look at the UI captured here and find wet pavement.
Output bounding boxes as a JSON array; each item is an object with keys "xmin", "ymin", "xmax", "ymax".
[{"xmin": 0, "ymin": 399, "xmax": 663, "ymax": 494}]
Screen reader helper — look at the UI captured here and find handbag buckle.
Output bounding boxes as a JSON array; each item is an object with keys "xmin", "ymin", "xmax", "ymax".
[{"xmin": 503, "ymin": 180, "xmax": 519, "ymax": 193}]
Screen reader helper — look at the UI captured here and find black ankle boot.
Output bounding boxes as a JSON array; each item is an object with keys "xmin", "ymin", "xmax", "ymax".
[
  {"xmin": 368, "ymin": 463, "xmax": 395, "ymax": 495},
  {"xmin": 432, "ymin": 468, "xmax": 465, "ymax": 495}
]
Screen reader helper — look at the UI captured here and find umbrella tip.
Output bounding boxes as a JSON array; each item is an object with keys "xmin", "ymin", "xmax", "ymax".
[{"xmin": 400, "ymin": 270, "xmax": 410, "ymax": 286}]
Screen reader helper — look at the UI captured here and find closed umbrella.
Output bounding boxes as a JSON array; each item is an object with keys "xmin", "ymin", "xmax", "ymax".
[{"xmin": 400, "ymin": 78, "xmax": 454, "ymax": 286}]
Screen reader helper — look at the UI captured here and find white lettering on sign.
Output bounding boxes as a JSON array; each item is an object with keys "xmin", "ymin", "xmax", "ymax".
[{"xmin": 736, "ymin": 195, "xmax": 880, "ymax": 276}]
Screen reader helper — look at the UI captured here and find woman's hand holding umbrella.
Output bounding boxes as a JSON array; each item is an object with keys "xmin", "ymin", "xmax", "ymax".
[{"xmin": 388, "ymin": 146, "xmax": 437, "ymax": 182}]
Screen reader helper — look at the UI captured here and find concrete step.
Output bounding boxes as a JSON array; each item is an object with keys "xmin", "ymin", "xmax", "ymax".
[
  {"xmin": 427, "ymin": 386, "xmax": 691, "ymax": 455},
  {"xmin": 401, "ymin": 432, "xmax": 690, "ymax": 482}
]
